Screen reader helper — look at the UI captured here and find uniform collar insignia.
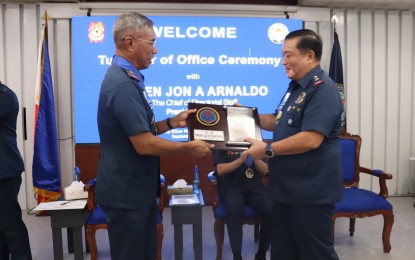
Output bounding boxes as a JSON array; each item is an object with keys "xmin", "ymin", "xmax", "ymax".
[
  {"xmin": 313, "ymin": 75, "xmax": 325, "ymax": 87},
  {"xmin": 127, "ymin": 70, "xmax": 139, "ymax": 80}
]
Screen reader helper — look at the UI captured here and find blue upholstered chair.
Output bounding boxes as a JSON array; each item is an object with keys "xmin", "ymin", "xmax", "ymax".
[
  {"xmin": 333, "ymin": 133, "xmax": 394, "ymax": 253},
  {"xmin": 208, "ymin": 171, "xmax": 261, "ymax": 260},
  {"xmin": 84, "ymin": 174, "xmax": 166, "ymax": 260}
]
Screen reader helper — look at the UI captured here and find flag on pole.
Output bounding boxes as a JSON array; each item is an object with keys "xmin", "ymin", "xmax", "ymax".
[
  {"xmin": 33, "ymin": 12, "xmax": 61, "ymax": 203},
  {"xmin": 329, "ymin": 30, "xmax": 347, "ymax": 133}
]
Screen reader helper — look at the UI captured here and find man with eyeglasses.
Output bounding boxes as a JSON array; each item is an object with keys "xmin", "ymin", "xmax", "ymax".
[
  {"xmin": 96, "ymin": 12, "xmax": 213, "ymax": 259},
  {"xmin": 124, "ymin": 36, "xmax": 157, "ymax": 48}
]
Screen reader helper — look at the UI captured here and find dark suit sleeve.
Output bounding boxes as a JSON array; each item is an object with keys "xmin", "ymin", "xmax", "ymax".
[
  {"xmin": 214, "ymin": 151, "xmax": 228, "ymax": 165},
  {"xmin": 0, "ymin": 86, "xmax": 16, "ymax": 119}
]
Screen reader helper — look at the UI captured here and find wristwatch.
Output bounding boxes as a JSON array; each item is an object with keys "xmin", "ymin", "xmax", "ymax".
[{"xmin": 265, "ymin": 143, "xmax": 275, "ymax": 158}]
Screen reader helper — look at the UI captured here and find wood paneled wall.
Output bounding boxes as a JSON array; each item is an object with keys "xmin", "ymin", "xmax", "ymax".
[{"xmin": 75, "ymin": 144, "xmax": 214, "ymax": 206}]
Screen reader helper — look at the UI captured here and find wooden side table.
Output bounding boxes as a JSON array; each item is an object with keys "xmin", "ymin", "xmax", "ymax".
[
  {"xmin": 48, "ymin": 208, "xmax": 89, "ymax": 260},
  {"xmin": 169, "ymin": 192, "xmax": 204, "ymax": 260}
]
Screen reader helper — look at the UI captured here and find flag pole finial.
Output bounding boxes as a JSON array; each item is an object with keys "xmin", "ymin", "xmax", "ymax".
[
  {"xmin": 41, "ymin": 10, "xmax": 51, "ymax": 22},
  {"xmin": 41, "ymin": 10, "xmax": 51, "ymax": 20},
  {"xmin": 331, "ymin": 14, "xmax": 339, "ymax": 32}
]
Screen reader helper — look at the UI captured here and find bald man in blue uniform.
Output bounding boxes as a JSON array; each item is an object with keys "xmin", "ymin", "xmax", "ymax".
[{"xmin": 245, "ymin": 29, "xmax": 343, "ymax": 260}]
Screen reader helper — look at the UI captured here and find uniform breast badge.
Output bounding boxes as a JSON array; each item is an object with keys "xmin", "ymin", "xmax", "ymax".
[
  {"xmin": 276, "ymin": 111, "xmax": 282, "ymax": 121},
  {"xmin": 295, "ymin": 92, "xmax": 306, "ymax": 104}
]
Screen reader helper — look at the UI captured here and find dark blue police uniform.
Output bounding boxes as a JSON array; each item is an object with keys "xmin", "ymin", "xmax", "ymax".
[
  {"xmin": 215, "ymin": 151, "xmax": 272, "ymax": 256},
  {"xmin": 96, "ymin": 56, "xmax": 159, "ymax": 260},
  {"xmin": 269, "ymin": 66, "xmax": 343, "ymax": 260},
  {"xmin": 0, "ymin": 82, "xmax": 32, "ymax": 260}
]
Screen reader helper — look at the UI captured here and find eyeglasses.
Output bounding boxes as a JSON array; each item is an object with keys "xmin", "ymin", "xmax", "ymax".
[
  {"xmin": 123, "ymin": 36, "xmax": 156, "ymax": 48},
  {"xmin": 135, "ymin": 38, "xmax": 156, "ymax": 48}
]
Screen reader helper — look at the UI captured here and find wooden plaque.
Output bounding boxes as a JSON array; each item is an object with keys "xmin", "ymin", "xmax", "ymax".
[{"xmin": 187, "ymin": 103, "xmax": 262, "ymax": 151}]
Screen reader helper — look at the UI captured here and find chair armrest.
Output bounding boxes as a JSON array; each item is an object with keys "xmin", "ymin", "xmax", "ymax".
[
  {"xmin": 208, "ymin": 171, "xmax": 219, "ymax": 207},
  {"xmin": 83, "ymin": 179, "xmax": 97, "ymax": 211},
  {"xmin": 359, "ymin": 166, "xmax": 393, "ymax": 198},
  {"xmin": 157, "ymin": 181, "xmax": 166, "ymax": 212}
]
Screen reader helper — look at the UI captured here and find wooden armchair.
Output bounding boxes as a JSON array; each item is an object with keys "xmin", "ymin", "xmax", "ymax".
[
  {"xmin": 84, "ymin": 174, "xmax": 166, "ymax": 260},
  {"xmin": 333, "ymin": 133, "xmax": 394, "ymax": 253},
  {"xmin": 208, "ymin": 171, "xmax": 261, "ymax": 260}
]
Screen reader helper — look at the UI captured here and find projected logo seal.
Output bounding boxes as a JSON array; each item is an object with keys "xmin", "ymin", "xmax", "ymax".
[
  {"xmin": 268, "ymin": 23, "xmax": 289, "ymax": 44},
  {"xmin": 196, "ymin": 107, "xmax": 220, "ymax": 126},
  {"xmin": 88, "ymin": 21, "xmax": 105, "ymax": 43}
]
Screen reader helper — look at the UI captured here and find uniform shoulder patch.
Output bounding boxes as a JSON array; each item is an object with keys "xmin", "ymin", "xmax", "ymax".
[
  {"xmin": 127, "ymin": 70, "xmax": 139, "ymax": 80},
  {"xmin": 313, "ymin": 75, "xmax": 325, "ymax": 87}
]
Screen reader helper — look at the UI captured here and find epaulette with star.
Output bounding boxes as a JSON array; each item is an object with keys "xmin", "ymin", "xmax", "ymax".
[{"xmin": 313, "ymin": 75, "xmax": 325, "ymax": 87}]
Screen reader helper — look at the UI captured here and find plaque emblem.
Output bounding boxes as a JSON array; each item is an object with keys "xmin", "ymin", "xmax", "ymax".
[{"xmin": 196, "ymin": 107, "xmax": 220, "ymax": 126}]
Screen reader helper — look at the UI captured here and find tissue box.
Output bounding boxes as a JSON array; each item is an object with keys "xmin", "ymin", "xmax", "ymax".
[
  {"xmin": 167, "ymin": 185, "xmax": 193, "ymax": 195},
  {"xmin": 64, "ymin": 181, "xmax": 88, "ymax": 200}
]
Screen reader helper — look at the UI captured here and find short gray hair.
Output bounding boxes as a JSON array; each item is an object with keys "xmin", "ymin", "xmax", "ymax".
[{"xmin": 112, "ymin": 12, "xmax": 154, "ymax": 43}]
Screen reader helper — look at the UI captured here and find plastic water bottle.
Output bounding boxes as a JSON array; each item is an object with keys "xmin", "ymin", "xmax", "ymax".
[
  {"xmin": 193, "ymin": 164, "xmax": 200, "ymax": 194},
  {"xmin": 73, "ymin": 166, "xmax": 80, "ymax": 182}
]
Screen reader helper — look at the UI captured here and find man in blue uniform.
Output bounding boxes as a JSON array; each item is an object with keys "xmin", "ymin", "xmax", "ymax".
[
  {"xmin": 214, "ymin": 151, "xmax": 271, "ymax": 260},
  {"xmin": 245, "ymin": 29, "xmax": 343, "ymax": 260},
  {"xmin": 0, "ymin": 81, "xmax": 32, "ymax": 260},
  {"xmin": 96, "ymin": 12, "xmax": 213, "ymax": 259}
]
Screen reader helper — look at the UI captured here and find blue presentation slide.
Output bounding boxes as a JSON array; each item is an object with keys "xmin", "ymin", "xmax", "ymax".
[{"xmin": 72, "ymin": 15, "xmax": 303, "ymax": 143}]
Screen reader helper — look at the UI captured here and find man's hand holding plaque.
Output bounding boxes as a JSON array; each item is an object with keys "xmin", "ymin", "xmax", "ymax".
[{"xmin": 187, "ymin": 103, "xmax": 262, "ymax": 151}]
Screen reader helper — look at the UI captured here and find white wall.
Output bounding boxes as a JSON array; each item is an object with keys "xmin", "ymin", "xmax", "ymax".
[
  {"xmin": 330, "ymin": 9, "xmax": 415, "ymax": 195},
  {"xmin": 0, "ymin": 3, "xmax": 414, "ymax": 209}
]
